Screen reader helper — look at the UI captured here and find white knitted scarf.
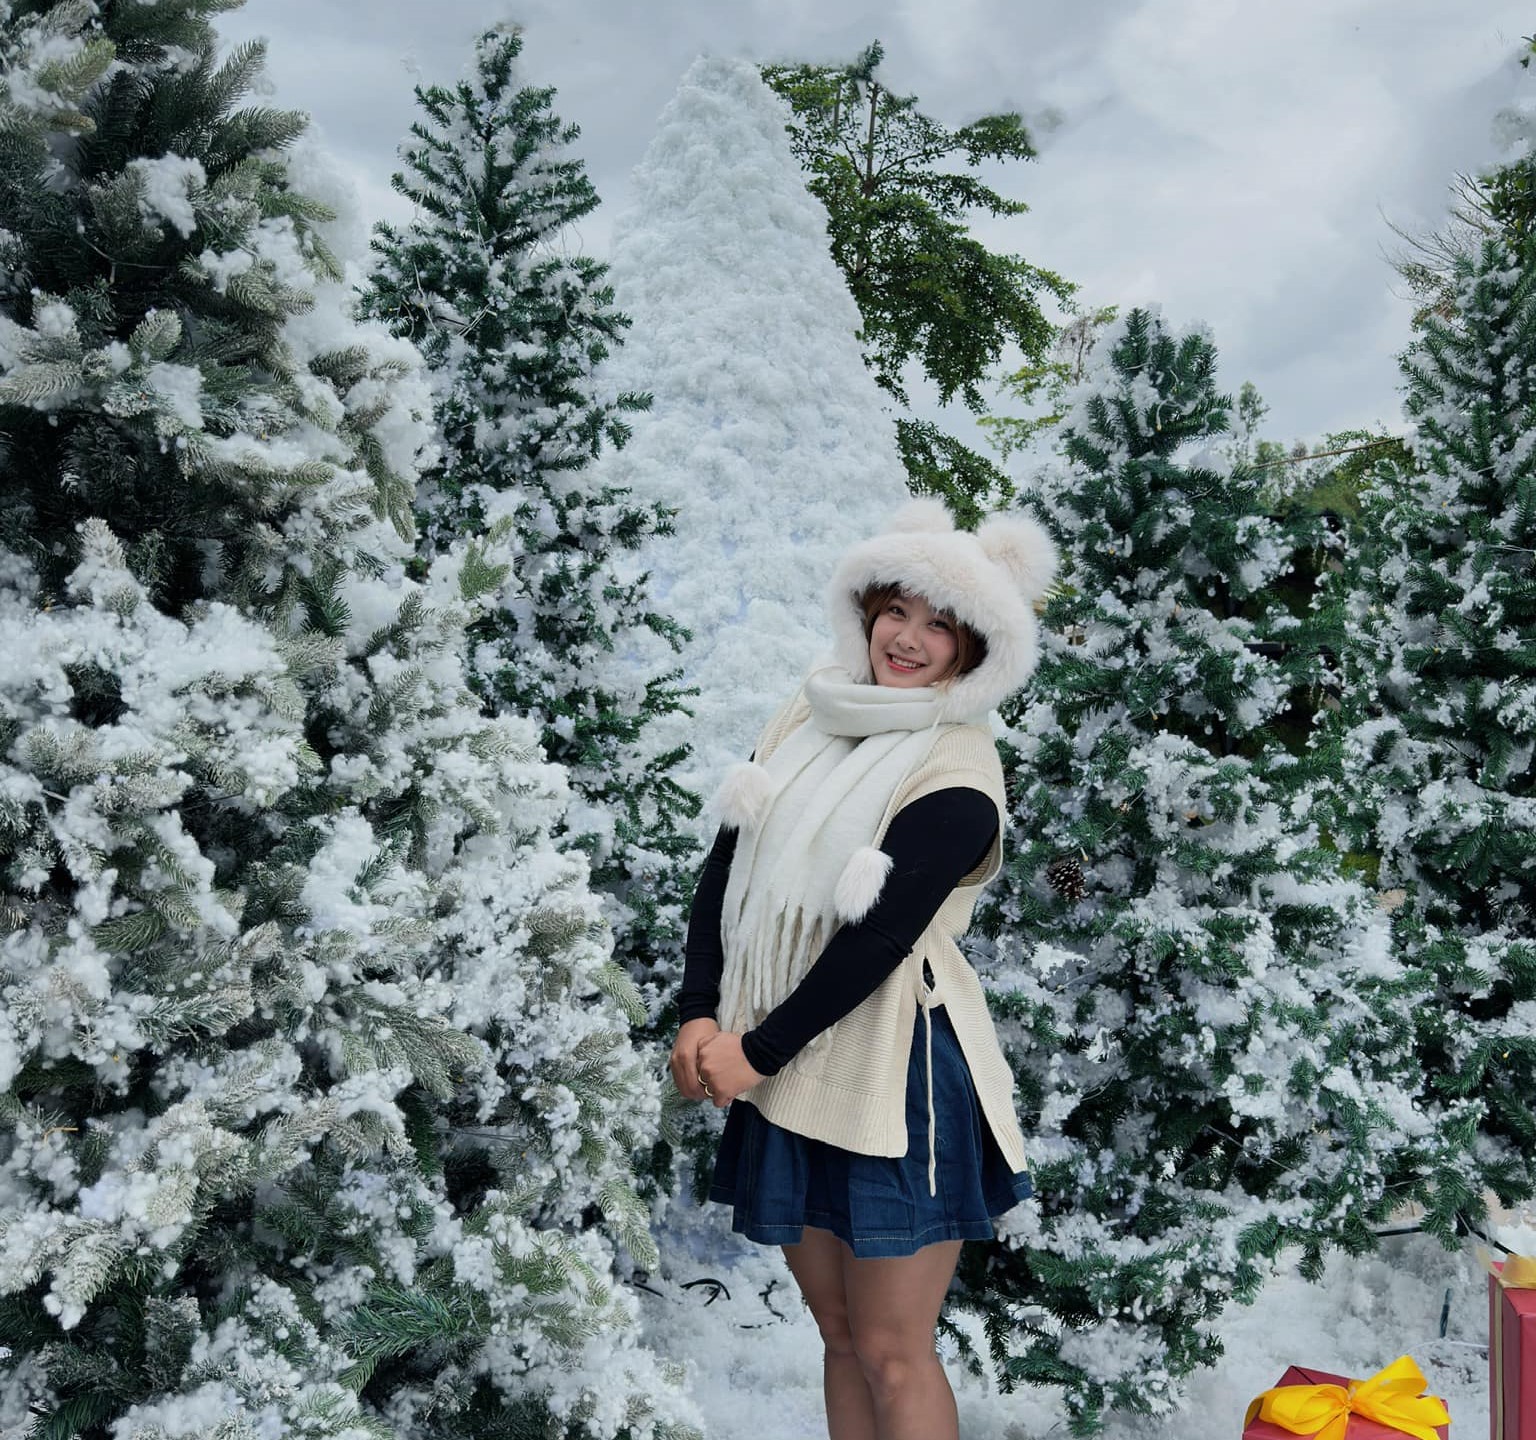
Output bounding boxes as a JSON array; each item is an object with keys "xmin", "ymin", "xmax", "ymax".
[{"xmin": 713, "ymin": 662, "xmax": 978, "ymax": 1042}]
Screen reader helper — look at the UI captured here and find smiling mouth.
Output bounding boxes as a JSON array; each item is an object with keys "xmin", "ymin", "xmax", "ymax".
[{"xmin": 887, "ymin": 656, "xmax": 922, "ymax": 671}]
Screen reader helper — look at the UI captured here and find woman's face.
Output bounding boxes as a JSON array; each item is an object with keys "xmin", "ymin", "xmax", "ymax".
[{"xmin": 868, "ymin": 590, "xmax": 959, "ymax": 688}]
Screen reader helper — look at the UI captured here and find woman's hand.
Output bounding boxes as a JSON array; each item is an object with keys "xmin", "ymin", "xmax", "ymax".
[
  {"xmin": 696, "ymin": 1031, "xmax": 766, "ymax": 1108},
  {"xmin": 669, "ymin": 1018, "xmax": 721, "ymax": 1101}
]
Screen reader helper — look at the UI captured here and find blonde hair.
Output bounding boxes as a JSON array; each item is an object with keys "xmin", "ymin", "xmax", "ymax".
[{"xmin": 856, "ymin": 582, "xmax": 988, "ymax": 685}]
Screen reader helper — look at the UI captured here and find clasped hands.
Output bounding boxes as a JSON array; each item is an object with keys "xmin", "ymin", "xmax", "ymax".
[{"xmin": 669, "ymin": 1018, "xmax": 765, "ymax": 1108}]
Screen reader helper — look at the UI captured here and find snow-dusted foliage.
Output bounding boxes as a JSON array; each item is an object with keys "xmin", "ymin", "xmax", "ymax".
[
  {"xmin": 591, "ymin": 56, "xmax": 911, "ymax": 796},
  {"xmin": 362, "ymin": 28, "xmax": 701, "ymax": 1023},
  {"xmin": 0, "ymin": 0, "xmax": 112, "ymax": 150},
  {"xmin": 0, "ymin": 5, "xmax": 696, "ymax": 1436},
  {"xmin": 1330, "ymin": 234, "xmax": 1536, "ymax": 1228},
  {"xmin": 961, "ymin": 309, "xmax": 1431, "ymax": 1433}
]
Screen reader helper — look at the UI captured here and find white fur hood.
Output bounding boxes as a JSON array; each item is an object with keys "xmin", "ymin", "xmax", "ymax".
[{"xmin": 825, "ymin": 496, "xmax": 1058, "ymax": 722}]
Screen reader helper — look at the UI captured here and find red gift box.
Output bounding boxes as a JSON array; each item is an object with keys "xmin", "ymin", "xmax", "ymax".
[
  {"xmin": 1489, "ymin": 1256, "xmax": 1536, "ymax": 1440},
  {"xmin": 1244, "ymin": 1362, "xmax": 1449, "ymax": 1440}
]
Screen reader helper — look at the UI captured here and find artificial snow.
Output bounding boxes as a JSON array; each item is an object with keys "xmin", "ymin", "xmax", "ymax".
[
  {"xmin": 640, "ymin": 1194, "xmax": 1520, "ymax": 1439},
  {"xmin": 126, "ymin": 154, "xmax": 206, "ymax": 238}
]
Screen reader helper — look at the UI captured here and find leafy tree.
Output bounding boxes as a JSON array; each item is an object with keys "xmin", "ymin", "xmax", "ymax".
[
  {"xmin": 0, "ymin": 5, "xmax": 696, "ymax": 1435},
  {"xmin": 762, "ymin": 40, "xmax": 1073, "ymax": 522},
  {"xmin": 981, "ymin": 305, "xmax": 1117, "ymax": 461},
  {"xmin": 362, "ymin": 27, "xmax": 701, "ymax": 1026}
]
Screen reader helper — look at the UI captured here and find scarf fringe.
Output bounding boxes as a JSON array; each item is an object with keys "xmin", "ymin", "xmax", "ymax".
[{"xmin": 720, "ymin": 903, "xmax": 826, "ymax": 1039}]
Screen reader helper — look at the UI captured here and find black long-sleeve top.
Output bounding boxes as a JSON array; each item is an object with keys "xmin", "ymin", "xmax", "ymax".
[{"xmin": 677, "ymin": 785, "xmax": 997, "ymax": 1076}]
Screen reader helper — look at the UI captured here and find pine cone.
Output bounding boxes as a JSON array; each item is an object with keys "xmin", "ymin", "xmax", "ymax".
[{"xmin": 1046, "ymin": 854, "xmax": 1086, "ymax": 901}]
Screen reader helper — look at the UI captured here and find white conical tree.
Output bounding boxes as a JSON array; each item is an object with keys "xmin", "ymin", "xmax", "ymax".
[{"xmin": 594, "ymin": 56, "xmax": 911, "ymax": 793}]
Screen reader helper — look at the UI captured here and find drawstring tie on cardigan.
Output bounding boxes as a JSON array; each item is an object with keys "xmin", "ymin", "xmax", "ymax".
[{"xmin": 917, "ymin": 970, "xmax": 943, "ymax": 1198}]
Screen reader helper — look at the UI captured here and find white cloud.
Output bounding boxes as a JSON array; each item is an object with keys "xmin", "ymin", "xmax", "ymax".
[{"xmin": 221, "ymin": 0, "xmax": 1532, "ymax": 447}]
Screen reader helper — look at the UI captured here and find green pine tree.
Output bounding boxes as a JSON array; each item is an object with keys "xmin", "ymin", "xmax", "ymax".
[
  {"xmin": 0, "ymin": 5, "xmax": 697, "ymax": 1435},
  {"xmin": 959, "ymin": 309, "xmax": 1432, "ymax": 1433},
  {"xmin": 362, "ymin": 27, "xmax": 701, "ymax": 1027},
  {"xmin": 1328, "ymin": 233, "xmax": 1536, "ymax": 1232},
  {"xmin": 762, "ymin": 41, "xmax": 1074, "ymax": 524}
]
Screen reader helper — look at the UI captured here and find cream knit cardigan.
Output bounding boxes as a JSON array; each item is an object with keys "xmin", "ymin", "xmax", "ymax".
[{"xmin": 730, "ymin": 687, "xmax": 1029, "ymax": 1179}]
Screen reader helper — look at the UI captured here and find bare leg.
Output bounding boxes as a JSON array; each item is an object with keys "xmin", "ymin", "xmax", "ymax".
[
  {"xmin": 782, "ymin": 1227, "xmax": 876, "ymax": 1440},
  {"xmin": 842, "ymin": 1239, "xmax": 963, "ymax": 1440}
]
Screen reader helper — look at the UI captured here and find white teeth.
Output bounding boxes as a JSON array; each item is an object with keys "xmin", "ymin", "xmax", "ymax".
[{"xmin": 888, "ymin": 656, "xmax": 920, "ymax": 670}]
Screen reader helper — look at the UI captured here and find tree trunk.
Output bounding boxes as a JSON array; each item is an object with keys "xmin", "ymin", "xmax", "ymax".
[
  {"xmin": 863, "ymin": 82, "xmax": 879, "ymax": 194},
  {"xmin": 852, "ymin": 81, "xmax": 880, "ymax": 284}
]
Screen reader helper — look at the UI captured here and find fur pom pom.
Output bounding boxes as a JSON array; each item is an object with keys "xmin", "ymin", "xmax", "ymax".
[
  {"xmin": 711, "ymin": 760, "xmax": 776, "ymax": 832},
  {"xmin": 977, "ymin": 513, "xmax": 1058, "ymax": 602},
  {"xmin": 833, "ymin": 845, "xmax": 894, "ymax": 923},
  {"xmin": 884, "ymin": 496, "xmax": 955, "ymax": 536}
]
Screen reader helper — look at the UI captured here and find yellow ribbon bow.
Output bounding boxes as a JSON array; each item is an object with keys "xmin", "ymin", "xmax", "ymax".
[
  {"xmin": 1246, "ymin": 1356, "xmax": 1448, "ymax": 1440},
  {"xmin": 1500, "ymin": 1252, "xmax": 1536, "ymax": 1288}
]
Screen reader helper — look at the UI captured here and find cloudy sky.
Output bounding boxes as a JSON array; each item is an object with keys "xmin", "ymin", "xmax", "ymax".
[{"xmin": 224, "ymin": 0, "xmax": 1530, "ymax": 450}]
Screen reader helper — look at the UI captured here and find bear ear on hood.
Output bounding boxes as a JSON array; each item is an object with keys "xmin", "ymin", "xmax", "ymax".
[
  {"xmin": 884, "ymin": 496, "xmax": 955, "ymax": 536},
  {"xmin": 977, "ymin": 513, "xmax": 1058, "ymax": 604}
]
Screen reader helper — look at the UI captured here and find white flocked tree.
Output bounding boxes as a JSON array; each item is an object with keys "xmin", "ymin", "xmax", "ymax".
[{"xmin": 591, "ymin": 56, "xmax": 912, "ymax": 795}]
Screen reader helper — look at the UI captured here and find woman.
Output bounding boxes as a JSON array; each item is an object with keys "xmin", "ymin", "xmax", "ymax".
[{"xmin": 669, "ymin": 496, "xmax": 1057, "ymax": 1440}]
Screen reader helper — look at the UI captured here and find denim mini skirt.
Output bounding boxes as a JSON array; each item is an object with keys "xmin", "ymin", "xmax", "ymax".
[{"xmin": 708, "ymin": 1005, "xmax": 1033, "ymax": 1258}]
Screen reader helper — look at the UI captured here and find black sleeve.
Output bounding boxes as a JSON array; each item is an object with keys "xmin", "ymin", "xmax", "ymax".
[
  {"xmin": 675, "ymin": 820, "xmax": 738, "ymax": 1024},
  {"xmin": 739, "ymin": 786, "xmax": 997, "ymax": 1077}
]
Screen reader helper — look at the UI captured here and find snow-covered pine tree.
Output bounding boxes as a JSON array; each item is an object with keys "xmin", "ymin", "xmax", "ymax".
[
  {"xmin": 961, "ymin": 309, "xmax": 1430, "ymax": 1432},
  {"xmin": 1329, "ymin": 233, "xmax": 1536, "ymax": 1233},
  {"xmin": 590, "ymin": 57, "xmax": 912, "ymax": 796},
  {"xmin": 362, "ymin": 27, "xmax": 700, "ymax": 1019},
  {"xmin": 0, "ymin": 5, "xmax": 697, "ymax": 1436}
]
